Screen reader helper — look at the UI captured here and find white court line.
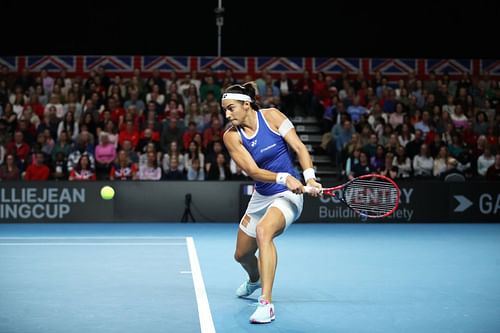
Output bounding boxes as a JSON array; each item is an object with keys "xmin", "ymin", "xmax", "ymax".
[
  {"xmin": 0, "ymin": 236, "xmax": 187, "ymax": 240},
  {"xmin": 0, "ymin": 237, "xmax": 187, "ymax": 246},
  {"xmin": 186, "ymin": 237, "xmax": 216, "ymax": 333},
  {"xmin": 0, "ymin": 242, "xmax": 186, "ymax": 246}
]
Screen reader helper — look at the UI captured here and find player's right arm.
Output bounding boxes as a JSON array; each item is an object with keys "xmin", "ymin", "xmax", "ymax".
[{"xmin": 223, "ymin": 128, "xmax": 304, "ymax": 192}]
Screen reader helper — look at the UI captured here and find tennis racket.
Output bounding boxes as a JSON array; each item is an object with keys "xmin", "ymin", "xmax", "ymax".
[{"xmin": 304, "ymin": 173, "xmax": 400, "ymax": 218}]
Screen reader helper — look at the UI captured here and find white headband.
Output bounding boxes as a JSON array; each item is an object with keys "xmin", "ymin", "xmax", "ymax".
[{"xmin": 221, "ymin": 93, "xmax": 252, "ymax": 102}]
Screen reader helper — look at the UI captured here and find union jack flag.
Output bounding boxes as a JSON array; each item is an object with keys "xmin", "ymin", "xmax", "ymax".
[
  {"xmin": 1, "ymin": 56, "xmax": 492, "ymax": 79},
  {"xmin": 84, "ymin": 56, "xmax": 133, "ymax": 72},
  {"xmin": 370, "ymin": 58, "xmax": 416, "ymax": 76},
  {"xmin": 256, "ymin": 57, "xmax": 305, "ymax": 73},
  {"xmin": 0, "ymin": 57, "xmax": 18, "ymax": 70},
  {"xmin": 27, "ymin": 56, "xmax": 75, "ymax": 72},
  {"xmin": 425, "ymin": 59, "xmax": 472, "ymax": 75},
  {"xmin": 313, "ymin": 58, "xmax": 361, "ymax": 74},
  {"xmin": 480, "ymin": 59, "xmax": 500, "ymax": 76},
  {"xmin": 142, "ymin": 56, "xmax": 190, "ymax": 73},
  {"xmin": 198, "ymin": 57, "xmax": 248, "ymax": 73}
]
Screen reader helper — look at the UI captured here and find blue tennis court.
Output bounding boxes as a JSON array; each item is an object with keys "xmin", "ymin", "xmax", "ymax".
[{"xmin": 1, "ymin": 222, "xmax": 500, "ymax": 333}]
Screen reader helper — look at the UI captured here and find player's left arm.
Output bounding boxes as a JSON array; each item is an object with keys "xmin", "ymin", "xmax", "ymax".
[{"xmin": 262, "ymin": 108, "xmax": 322, "ymax": 192}]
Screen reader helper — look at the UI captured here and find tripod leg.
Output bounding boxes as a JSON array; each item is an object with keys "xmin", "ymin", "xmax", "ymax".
[{"xmin": 187, "ymin": 208, "xmax": 196, "ymax": 222}]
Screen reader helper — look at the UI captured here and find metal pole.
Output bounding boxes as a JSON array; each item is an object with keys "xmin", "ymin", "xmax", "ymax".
[
  {"xmin": 217, "ymin": 26, "xmax": 221, "ymax": 57},
  {"xmin": 215, "ymin": 0, "xmax": 224, "ymax": 57}
]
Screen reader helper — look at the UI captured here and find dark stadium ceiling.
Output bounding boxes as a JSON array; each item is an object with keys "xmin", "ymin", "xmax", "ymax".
[{"xmin": 0, "ymin": 0, "xmax": 498, "ymax": 58}]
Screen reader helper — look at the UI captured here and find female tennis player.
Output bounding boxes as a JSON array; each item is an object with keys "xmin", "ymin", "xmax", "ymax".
[{"xmin": 222, "ymin": 82, "xmax": 322, "ymax": 324}]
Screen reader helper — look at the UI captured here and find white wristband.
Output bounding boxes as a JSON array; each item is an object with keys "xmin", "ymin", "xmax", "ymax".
[
  {"xmin": 303, "ymin": 168, "xmax": 316, "ymax": 182},
  {"xmin": 276, "ymin": 172, "xmax": 290, "ymax": 185}
]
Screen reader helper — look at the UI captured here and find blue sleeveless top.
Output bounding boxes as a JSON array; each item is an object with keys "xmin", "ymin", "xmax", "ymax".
[{"xmin": 237, "ymin": 111, "xmax": 299, "ymax": 195}]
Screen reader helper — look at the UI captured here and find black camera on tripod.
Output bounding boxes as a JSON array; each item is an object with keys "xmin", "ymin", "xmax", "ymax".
[{"xmin": 181, "ymin": 193, "xmax": 195, "ymax": 223}]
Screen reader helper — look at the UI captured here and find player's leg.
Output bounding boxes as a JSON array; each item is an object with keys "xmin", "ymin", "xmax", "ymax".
[
  {"xmin": 249, "ymin": 207, "xmax": 286, "ymax": 323},
  {"xmin": 235, "ymin": 191, "xmax": 267, "ymax": 283},
  {"xmin": 255, "ymin": 207, "xmax": 286, "ymax": 303},
  {"xmin": 257, "ymin": 194, "xmax": 302, "ymax": 301},
  {"xmin": 250, "ymin": 194, "xmax": 303, "ymax": 323},
  {"xmin": 234, "ymin": 214, "xmax": 262, "ymax": 298},
  {"xmin": 234, "ymin": 214, "xmax": 259, "ymax": 282}
]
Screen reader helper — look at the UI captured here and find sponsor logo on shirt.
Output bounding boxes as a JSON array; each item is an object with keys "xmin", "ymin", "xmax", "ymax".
[{"xmin": 260, "ymin": 143, "xmax": 276, "ymax": 153}]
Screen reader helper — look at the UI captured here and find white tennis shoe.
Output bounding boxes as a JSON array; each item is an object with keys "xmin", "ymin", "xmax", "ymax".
[
  {"xmin": 249, "ymin": 296, "xmax": 275, "ymax": 324},
  {"xmin": 235, "ymin": 278, "xmax": 261, "ymax": 297}
]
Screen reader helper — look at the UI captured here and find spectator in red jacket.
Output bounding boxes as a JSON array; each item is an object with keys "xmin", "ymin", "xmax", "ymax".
[
  {"xmin": 24, "ymin": 151, "xmax": 50, "ymax": 180},
  {"xmin": 203, "ymin": 115, "xmax": 223, "ymax": 149},
  {"xmin": 182, "ymin": 121, "xmax": 200, "ymax": 151},
  {"xmin": 118, "ymin": 119, "xmax": 139, "ymax": 149},
  {"xmin": 6, "ymin": 131, "xmax": 30, "ymax": 167}
]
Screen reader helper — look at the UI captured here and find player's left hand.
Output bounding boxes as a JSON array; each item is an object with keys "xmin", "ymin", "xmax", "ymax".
[
  {"xmin": 285, "ymin": 175, "xmax": 305, "ymax": 194},
  {"xmin": 305, "ymin": 179, "xmax": 322, "ymax": 197}
]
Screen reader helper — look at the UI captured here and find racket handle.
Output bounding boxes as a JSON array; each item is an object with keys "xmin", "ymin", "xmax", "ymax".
[{"xmin": 303, "ymin": 186, "xmax": 322, "ymax": 194}]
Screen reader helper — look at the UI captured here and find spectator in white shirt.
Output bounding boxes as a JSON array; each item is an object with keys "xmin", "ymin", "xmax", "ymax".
[
  {"xmin": 393, "ymin": 146, "xmax": 412, "ymax": 178},
  {"xmin": 44, "ymin": 94, "xmax": 65, "ymax": 120},
  {"xmin": 450, "ymin": 104, "xmax": 469, "ymax": 129},
  {"xmin": 138, "ymin": 151, "xmax": 162, "ymax": 180},
  {"xmin": 389, "ymin": 102, "xmax": 405, "ymax": 129},
  {"xmin": 433, "ymin": 146, "xmax": 449, "ymax": 177},
  {"xmin": 397, "ymin": 123, "xmax": 415, "ymax": 148},
  {"xmin": 413, "ymin": 144, "xmax": 434, "ymax": 178},
  {"xmin": 477, "ymin": 145, "xmax": 495, "ymax": 177}
]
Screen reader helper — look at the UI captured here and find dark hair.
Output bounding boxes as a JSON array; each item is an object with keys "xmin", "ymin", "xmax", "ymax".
[
  {"xmin": 75, "ymin": 153, "xmax": 92, "ymax": 171},
  {"xmin": 476, "ymin": 111, "xmax": 487, "ymax": 122},
  {"xmin": 223, "ymin": 82, "xmax": 260, "ymax": 110},
  {"xmin": 396, "ymin": 147, "xmax": 407, "ymax": 163},
  {"xmin": 188, "ymin": 140, "xmax": 199, "ymax": 158}
]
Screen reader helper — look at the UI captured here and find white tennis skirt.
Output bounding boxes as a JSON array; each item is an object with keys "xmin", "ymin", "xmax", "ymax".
[{"xmin": 240, "ymin": 189, "xmax": 304, "ymax": 238}]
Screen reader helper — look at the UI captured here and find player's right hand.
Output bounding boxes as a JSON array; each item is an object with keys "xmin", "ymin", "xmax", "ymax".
[{"xmin": 305, "ymin": 179, "xmax": 322, "ymax": 197}]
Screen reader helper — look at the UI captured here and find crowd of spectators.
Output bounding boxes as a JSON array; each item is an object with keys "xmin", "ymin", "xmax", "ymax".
[
  {"xmin": 0, "ymin": 63, "xmax": 499, "ymax": 182},
  {"xmin": 0, "ymin": 65, "xmax": 249, "ymax": 181},
  {"xmin": 319, "ymin": 70, "xmax": 500, "ymax": 181}
]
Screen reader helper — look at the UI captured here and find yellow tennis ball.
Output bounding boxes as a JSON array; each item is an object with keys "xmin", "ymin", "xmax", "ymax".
[{"xmin": 100, "ymin": 186, "xmax": 115, "ymax": 200}]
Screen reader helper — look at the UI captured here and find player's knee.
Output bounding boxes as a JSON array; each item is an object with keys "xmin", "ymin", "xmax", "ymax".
[
  {"xmin": 234, "ymin": 250, "xmax": 251, "ymax": 263},
  {"xmin": 255, "ymin": 224, "xmax": 272, "ymax": 244},
  {"xmin": 234, "ymin": 251, "xmax": 243, "ymax": 263}
]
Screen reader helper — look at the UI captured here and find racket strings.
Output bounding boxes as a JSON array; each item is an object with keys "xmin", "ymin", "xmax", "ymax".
[
  {"xmin": 343, "ymin": 179, "xmax": 399, "ymax": 216},
  {"xmin": 345, "ymin": 190, "xmax": 398, "ymax": 207}
]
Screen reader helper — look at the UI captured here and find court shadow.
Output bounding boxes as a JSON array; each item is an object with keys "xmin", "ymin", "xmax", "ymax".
[{"xmin": 238, "ymin": 296, "xmax": 259, "ymax": 302}]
